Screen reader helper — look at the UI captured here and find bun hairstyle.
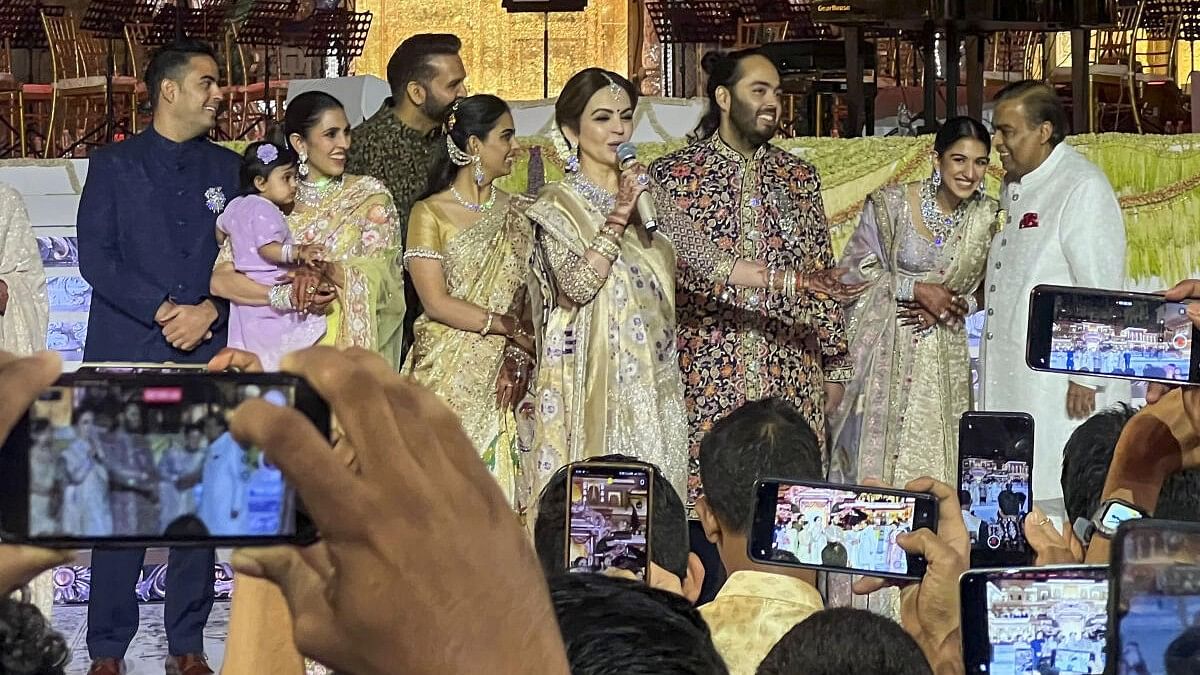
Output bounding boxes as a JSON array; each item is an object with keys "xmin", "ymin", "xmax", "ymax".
[
  {"xmin": 239, "ymin": 140, "xmax": 298, "ymax": 195},
  {"xmin": 693, "ymin": 48, "xmax": 763, "ymax": 141}
]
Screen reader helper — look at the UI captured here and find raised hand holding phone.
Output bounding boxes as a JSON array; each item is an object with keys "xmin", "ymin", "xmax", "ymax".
[
  {"xmin": 0, "ymin": 350, "xmax": 75, "ymax": 595},
  {"xmin": 852, "ymin": 477, "xmax": 968, "ymax": 675}
]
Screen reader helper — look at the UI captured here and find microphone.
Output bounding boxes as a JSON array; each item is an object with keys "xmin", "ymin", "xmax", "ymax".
[{"xmin": 615, "ymin": 142, "xmax": 658, "ymax": 234}]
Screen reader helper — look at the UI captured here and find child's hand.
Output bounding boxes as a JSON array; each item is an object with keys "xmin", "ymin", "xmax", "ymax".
[{"xmin": 296, "ymin": 244, "xmax": 327, "ymax": 267}]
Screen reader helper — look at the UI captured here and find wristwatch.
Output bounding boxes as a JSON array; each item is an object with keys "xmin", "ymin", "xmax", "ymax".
[{"xmin": 1073, "ymin": 498, "xmax": 1147, "ymax": 545}]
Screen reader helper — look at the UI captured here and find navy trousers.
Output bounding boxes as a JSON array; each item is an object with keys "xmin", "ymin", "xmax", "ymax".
[{"xmin": 86, "ymin": 547, "xmax": 215, "ymax": 658}]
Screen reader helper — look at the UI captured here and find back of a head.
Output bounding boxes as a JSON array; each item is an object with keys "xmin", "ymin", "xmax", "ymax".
[
  {"xmin": 386, "ymin": 33, "xmax": 462, "ymax": 98},
  {"xmin": 994, "ymin": 79, "xmax": 1068, "ymax": 145},
  {"xmin": 1063, "ymin": 404, "xmax": 1200, "ymax": 524},
  {"xmin": 144, "ymin": 39, "xmax": 217, "ymax": 112},
  {"xmin": 1166, "ymin": 626, "xmax": 1200, "ymax": 675},
  {"xmin": 549, "ymin": 573, "xmax": 728, "ymax": 675},
  {"xmin": 756, "ymin": 608, "xmax": 932, "ymax": 675},
  {"xmin": 698, "ymin": 398, "xmax": 823, "ymax": 534},
  {"xmin": 534, "ymin": 454, "xmax": 689, "ymax": 579},
  {"xmin": 0, "ymin": 598, "xmax": 68, "ymax": 675}
]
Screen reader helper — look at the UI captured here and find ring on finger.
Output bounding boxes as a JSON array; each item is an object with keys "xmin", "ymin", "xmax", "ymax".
[{"xmin": 636, "ymin": 173, "xmax": 649, "ymax": 186}]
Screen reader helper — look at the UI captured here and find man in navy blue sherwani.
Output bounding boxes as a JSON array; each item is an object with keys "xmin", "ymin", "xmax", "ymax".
[{"xmin": 76, "ymin": 39, "xmax": 239, "ymax": 675}]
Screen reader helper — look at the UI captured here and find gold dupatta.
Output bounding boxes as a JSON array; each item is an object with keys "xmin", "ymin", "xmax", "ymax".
[{"xmin": 402, "ymin": 194, "xmax": 534, "ymax": 507}]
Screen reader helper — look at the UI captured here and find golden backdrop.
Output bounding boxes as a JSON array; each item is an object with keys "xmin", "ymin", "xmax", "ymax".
[{"xmin": 353, "ymin": 0, "xmax": 629, "ymax": 101}]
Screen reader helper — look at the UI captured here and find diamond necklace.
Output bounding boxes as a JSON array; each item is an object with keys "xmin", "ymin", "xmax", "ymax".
[
  {"xmin": 297, "ymin": 174, "xmax": 345, "ymax": 206},
  {"xmin": 450, "ymin": 184, "xmax": 496, "ymax": 212},
  {"xmin": 919, "ymin": 178, "xmax": 968, "ymax": 248},
  {"xmin": 565, "ymin": 172, "xmax": 616, "ymax": 214}
]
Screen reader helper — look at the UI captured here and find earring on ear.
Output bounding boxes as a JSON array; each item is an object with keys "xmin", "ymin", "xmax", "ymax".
[
  {"xmin": 473, "ymin": 155, "xmax": 485, "ymax": 186},
  {"xmin": 931, "ymin": 168, "xmax": 942, "ymax": 189},
  {"xmin": 298, "ymin": 151, "xmax": 309, "ymax": 178}
]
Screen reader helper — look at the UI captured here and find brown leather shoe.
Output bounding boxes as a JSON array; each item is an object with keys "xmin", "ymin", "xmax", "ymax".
[
  {"xmin": 165, "ymin": 654, "xmax": 214, "ymax": 675},
  {"xmin": 87, "ymin": 659, "xmax": 126, "ymax": 675}
]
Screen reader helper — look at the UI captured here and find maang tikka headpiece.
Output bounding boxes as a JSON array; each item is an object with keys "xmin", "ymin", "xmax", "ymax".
[
  {"xmin": 444, "ymin": 100, "xmax": 471, "ymax": 167},
  {"xmin": 601, "ymin": 72, "xmax": 622, "ymax": 103}
]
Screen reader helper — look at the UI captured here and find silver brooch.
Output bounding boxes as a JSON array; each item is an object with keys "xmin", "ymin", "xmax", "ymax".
[{"xmin": 205, "ymin": 187, "xmax": 226, "ymax": 214}]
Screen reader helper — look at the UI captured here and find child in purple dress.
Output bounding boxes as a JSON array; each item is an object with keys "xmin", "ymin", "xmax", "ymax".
[{"xmin": 217, "ymin": 141, "xmax": 326, "ymax": 370}]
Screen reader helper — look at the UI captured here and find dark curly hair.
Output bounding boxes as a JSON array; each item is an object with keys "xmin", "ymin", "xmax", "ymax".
[{"xmin": 0, "ymin": 598, "xmax": 69, "ymax": 675}]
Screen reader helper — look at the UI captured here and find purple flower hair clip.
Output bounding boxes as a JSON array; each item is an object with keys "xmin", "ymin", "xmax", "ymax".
[{"xmin": 257, "ymin": 144, "xmax": 279, "ymax": 164}]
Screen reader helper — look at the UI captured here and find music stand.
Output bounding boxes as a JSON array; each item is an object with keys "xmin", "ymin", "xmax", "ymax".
[
  {"xmin": 502, "ymin": 0, "xmax": 588, "ymax": 99},
  {"xmin": 646, "ymin": 0, "xmax": 736, "ymax": 44},
  {"xmin": 65, "ymin": 0, "xmax": 156, "ymax": 154},
  {"xmin": 234, "ymin": 0, "xmax": 297, "ymax": 139},
  {"xmin": 142, "ymin": 1, "xmax": 231, "ymax": 46},
  {"xmin": 301, "ymin": 8, "xmax": 371, "ymax": 77}
]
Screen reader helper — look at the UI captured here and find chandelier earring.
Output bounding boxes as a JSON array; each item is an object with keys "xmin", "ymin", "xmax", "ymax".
[
  {"xmin": 473, "ymin": 155, "xmax": 485, "ymax": 186},
  {"xmin": 297, "ymin": 150, "xmax": 309, "ymax": 178},
  {"xmin": 931, "ymin": 167, "xmax": 942, "ymax": 189}
]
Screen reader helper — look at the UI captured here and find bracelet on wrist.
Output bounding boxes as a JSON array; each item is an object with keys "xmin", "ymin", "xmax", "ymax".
[
  {"xmin": 281, "ymin": 243, "xmax": 295, "ymax": 264},
  {"xmin": 794, "ymin": 270, "xmax": 808, "ymax": 296},
  {"xmin": 965, "ymin": 295, "xmax": 979, "ymax": 315},
  {"xmin": 480, "ymin": 311, "xmax": 495, "ymax": 336},
  {"xmin": 268, "ymin": 284, "xmax": 294, "ymax": 311},
  {"xmin": 591, "ymin": 234, "xmax": 621, "ymax": 262},
  {"xmin": 896, "ymin": 277, "xmax": 916, "ymax": 303}
]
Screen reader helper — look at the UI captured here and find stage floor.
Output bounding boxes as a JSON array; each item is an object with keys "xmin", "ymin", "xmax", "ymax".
[{"xmin": 53, "ymin": 602, "xmax": 228, "ymax": 674}]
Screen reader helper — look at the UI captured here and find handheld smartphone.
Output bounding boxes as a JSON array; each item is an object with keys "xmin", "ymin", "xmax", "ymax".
[
  {"xmin": 959, "ymin": 411, "xmax": 1035, "ymax": 567},
  {"xmin": 961, "ymin": 565, "xmax": 1109, "ymax": 675},
  {"xmin": 1110, "ymin": 519, "xmax": 1200, "ymax": 675},
  {"xmin": 748, "ymin": 478, "xmax": 938, "ymax": 579},
  {"xmin": 565, "ymin": 462, "xmax": 653, "ymax": 581},
  {"xmin": 0, "ymin": 371, "xmax": 325, "ymax": 547},
  {"xmin": 74, "ymin": 363, "xmax": 209, "ymax": 374},
  {"xmin": 1027, "ymin": 284, "xmax": 1199, "ymax": 385}
]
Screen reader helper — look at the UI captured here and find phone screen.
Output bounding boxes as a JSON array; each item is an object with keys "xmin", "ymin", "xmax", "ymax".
[
  {"xmin": 566, "ymin": 463, "xmax": 652, "ymax": 581},
  {"xmin": 749, "ymin": 480, "xmax": 937, "ymax": 578},
  {"xmin": 1113, "ymin": 523, "xmax": 1200, "ymax": 674},
  {"xmin": 959, "ymin": 412, "xmax": 1034, "ymax": 567},
  {"xmin": 0, "ymin": 373, "xmax": 324, "ymax": 546},
  {"xmin": 961, "ymin": 566, "xmax": 1109, "ymax": 675},
  {"xmin": 1028, "ymin": 285, "xmax": 1196, "ymax": 384}
]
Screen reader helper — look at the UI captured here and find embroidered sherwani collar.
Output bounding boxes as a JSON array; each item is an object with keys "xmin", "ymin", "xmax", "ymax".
[{"xmin": 710, "ymin": 131, "xmax": 769, "ymax": 167}]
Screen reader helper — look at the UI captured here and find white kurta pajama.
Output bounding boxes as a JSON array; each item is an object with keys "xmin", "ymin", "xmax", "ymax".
[{"xmin": 980, "ymin": 143, "xmax": 1129, "ymax": 521}]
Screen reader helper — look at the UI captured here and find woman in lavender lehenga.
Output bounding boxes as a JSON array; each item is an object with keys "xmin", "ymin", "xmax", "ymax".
[{"xmin": 825, "ymin": 117, "xmax": 1000, "ymax": 614}]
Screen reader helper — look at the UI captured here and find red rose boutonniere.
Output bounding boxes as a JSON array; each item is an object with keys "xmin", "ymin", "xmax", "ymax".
[{"xmin": 1019, "ymin": 212, "xmax": 1039, "ymax": 229}]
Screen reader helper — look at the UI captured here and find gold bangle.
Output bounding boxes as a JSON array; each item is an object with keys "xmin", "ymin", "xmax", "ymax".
[
  {"xmin": 601, "ymin": 222, "xmax": 623, "ymax": 239},
  {"xmin": 592, "ymin": 235, "xmax": 621, "ymax": 261},
  {"xmin": 480, "ymin": 311, "xmax": 495, "ymax": 336}
]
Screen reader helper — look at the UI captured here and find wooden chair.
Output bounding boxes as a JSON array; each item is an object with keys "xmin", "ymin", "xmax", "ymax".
[
  {"xmin": 122, "ymin": 22, "xmax": 152, "ymax": 130},
  {"xmin": 0, "ymin": 38, "xmax": 22, "ymax": 157},
  {"xmin": 1129, "ymin": 1, "xmax": 1185, "ymax": 132},
  {"xmin": 226, "ymin": 22, "xmax": 289, "ymax": 140}
]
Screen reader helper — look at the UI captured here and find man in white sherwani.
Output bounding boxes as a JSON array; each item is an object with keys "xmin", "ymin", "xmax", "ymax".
[{"xmin": 980, "ymin": 81, "xmax": 1129, "ymax": 524}]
